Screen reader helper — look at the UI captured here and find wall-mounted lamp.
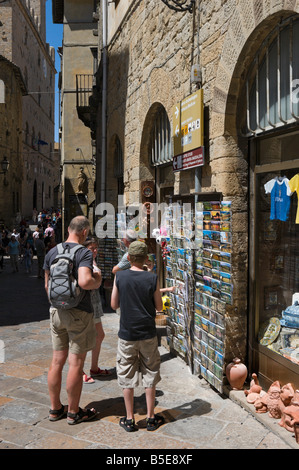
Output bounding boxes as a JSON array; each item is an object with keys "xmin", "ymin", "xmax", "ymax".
[
  {"xmin": 161, "ymin": 0, "xmax": 195, "ymax": 13},
  {"xmin": 0, "ymin": 156, "xmax": 9, "ymax": 175}
]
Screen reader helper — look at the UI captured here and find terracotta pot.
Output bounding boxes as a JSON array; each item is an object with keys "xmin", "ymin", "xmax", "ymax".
[{"xmin": 225, "ymin": 358, "xmax": 248, "ymax": 390}]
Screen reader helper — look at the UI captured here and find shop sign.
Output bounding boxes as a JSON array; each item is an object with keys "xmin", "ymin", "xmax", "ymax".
[
  {"xmin": 172, "ymin": 89, "xmax": 204, "ymax": 157},
  {"xmin": 173, "ymin": 147, "xmax": 204, "ymax": 172}
]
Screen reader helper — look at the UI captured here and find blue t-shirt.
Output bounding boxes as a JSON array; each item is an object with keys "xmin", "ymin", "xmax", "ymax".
[
  {"xmin": 264, "ymin": 178, "xmax": 291, "ymax": 222},
  {"xmin": 8, "ymin": 240, "xmax": 19, "ymax": 255}
]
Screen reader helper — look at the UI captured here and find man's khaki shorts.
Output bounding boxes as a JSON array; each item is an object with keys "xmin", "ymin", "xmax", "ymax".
[
  {"xmin": 116, "ymin": 336, "xmax": 161, "ymax": 388},
  {"xmin": 50, "ymin": 307, "xmax": 96, "ymax": 355}
]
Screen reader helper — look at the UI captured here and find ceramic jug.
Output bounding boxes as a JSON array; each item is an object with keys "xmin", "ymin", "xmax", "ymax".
[{"xmin": 225, "ymin": 357, "xmax": 248, "ymax": 390}]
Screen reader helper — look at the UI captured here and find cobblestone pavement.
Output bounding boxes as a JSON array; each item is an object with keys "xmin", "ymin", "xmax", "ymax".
[{"xmin": 0, "ymin": 257, "xmax": 298, "ymax": 452}]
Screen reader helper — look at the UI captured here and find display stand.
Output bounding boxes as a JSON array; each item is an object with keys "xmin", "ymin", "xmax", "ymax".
[{"xmin": 163, "ymin": 195, "xmax": 233, "ymax": 393}]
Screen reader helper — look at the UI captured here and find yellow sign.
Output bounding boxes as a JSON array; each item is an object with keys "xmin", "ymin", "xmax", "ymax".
[{"xmin": 172, "ymin": 89, "xmax": 204, "ymax": 157}]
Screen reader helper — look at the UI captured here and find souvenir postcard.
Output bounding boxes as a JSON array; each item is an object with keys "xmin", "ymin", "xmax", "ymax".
[
  {"xmin": 203, "ymin": 267, "xmax": 213, "ymax": 278},
  {"xmin": 196, "ymin": 202, "xmax": 204, "ymax": 212},
  {"xmin": 203, "ymin": 230, "xmax": 221, "ymax": 242},
  {"xmin": 220, "ymin": 291, "xmax": 232, "ymax": 304},
  {"xmin": 203, "ymin": 211, "xmax": 211, "ymax": 221},
  {"xmin": 211, "ymin": 259, "xmax": 220, "ymax": 270},
  {"xmin": 203, "ymin": 239, "xmax": 212, "ymax": 249},
  {"xmin": 220, "ymin": 271, "xmax": 231, "ymax": 284},
  {"xmin": 220, "ymin": 231, "xmax": 231, "ymax": 244},
  {"xmin": 220, "ymin": 262, "xmax": 231, "ymax": 274},
  {"xmin": 220, "ymin": 243, "xmax": 231, "ymax": 253},
  {"xmin": 220, "ymin": 251, "xmax": 231, "ymax": 263},
  {"xmin": 221, "ymin": 281, "xmax": 233, "ymax": 295},
  {"xmin": 203, "ymin": 220, "xmax": 211, "ymax": 230},
  {"xmin": 203, "ymin": 202, "xmax": 213, "ymax": 211},
  {"xmin": 203, "ymin": 257, "xmax": 212, "ymax": 269},
  {"xmin": 211, "ymin": 268, "xmax": 220, "ymax": 280},
  {"xmin": 211, "ymin": 220, "xmax": 221, "ymax": 231},
  {"xmin": 220, "ymin": 222, "xmax": 230, "ymax": 232},
  {"xmin": 220, "ymin": 210, "xmax": 231, "ymax": 222},
  {"xmin": 211, "ymin": 210, "xmax": 221, "ymax": 221},
  {"xmin": 211, "ymin": 278, "xmax": 221, "ymax": 291},
  {"xmin": 211, "ymin": 201, "xmax": 221, "ymax": 210},
  {"xmin": 203, "ymin": 248, "xmax": 212, "ymax": 258},
  {"xmin": 211, "ymin": 250, "xmax": 221, "ymax": 261},
  {"xmin": 220, "ymin": 201, "xmax": 231, "ymax": 212}
]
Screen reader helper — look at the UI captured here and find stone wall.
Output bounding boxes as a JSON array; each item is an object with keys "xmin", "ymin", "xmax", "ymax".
[
  {"xmin": 103, "ymin": 0, "xmax": 299, "ymax": 364},
  {"xmin": 0, "ymin": 60, "xmax": 24, "ymax": 227},
  {"xmin": 0, "ymin": 0, "xmax": 56, "ymax": 220}
]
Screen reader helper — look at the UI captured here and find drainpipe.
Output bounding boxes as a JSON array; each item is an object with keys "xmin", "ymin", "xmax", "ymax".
[{"xmin": 100, "ymin": 0, "xmax": 107, "ymax": 203}]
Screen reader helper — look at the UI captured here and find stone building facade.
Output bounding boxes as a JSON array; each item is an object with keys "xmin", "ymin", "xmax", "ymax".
[
  {"xmin": 0, "ymin": 0, "xmax": 57, "ymax": 223},
  {"xmin": 0, "ymin": 55, "xmax": 27, "ymax": 227},
  {"xmin": 53, "ymin": 0, "xmax": 98, "ymax": 236},
  {"xmin": 87, "ymin": 0, "xmax": 299, "ymax": 390}
]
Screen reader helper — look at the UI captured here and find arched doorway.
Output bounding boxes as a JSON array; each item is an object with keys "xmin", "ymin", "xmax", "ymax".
[{"xmin": 245, "ymin": 15, "xmax": 299, "ymax": 389}]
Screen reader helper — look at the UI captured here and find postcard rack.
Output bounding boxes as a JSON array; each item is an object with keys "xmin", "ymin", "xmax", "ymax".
[{"xmin": 164, "ymin": 199, "xmax": 233, "ymax": 393}]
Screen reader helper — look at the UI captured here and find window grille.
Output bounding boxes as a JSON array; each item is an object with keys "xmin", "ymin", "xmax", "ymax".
[
  {"xmin": 150, "ymin": 107, "xmax": 172, "ymax": 167},
  {"xmin": 247, "ymin": 16, "xmax": 299, "ymax": 135}
]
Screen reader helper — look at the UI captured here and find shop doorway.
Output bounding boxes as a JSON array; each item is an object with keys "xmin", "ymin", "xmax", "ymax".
[{"xmin": 246, "ymin": 16, "xmax": 299, "ymax": 388}]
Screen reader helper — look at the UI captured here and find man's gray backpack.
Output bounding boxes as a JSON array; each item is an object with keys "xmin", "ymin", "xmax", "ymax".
[{"xmin": 48, "ymin": 243, "xmax": 85, "ymax": 309}]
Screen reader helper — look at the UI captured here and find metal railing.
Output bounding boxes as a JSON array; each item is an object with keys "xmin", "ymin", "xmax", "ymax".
[{"xmin": 76, "ymin": 74, "xmax": 94, "ymax": 108}]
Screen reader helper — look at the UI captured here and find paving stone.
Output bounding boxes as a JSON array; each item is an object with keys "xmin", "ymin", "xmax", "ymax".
[{"xmin": 0, "ymin": 418, "xmax": 52, "ymax": 447}]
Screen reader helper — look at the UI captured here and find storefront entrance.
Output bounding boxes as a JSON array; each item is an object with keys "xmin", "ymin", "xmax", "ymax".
[{"xmin": 249, "ymin": 129, "xmax": 299, "ymax": 389}]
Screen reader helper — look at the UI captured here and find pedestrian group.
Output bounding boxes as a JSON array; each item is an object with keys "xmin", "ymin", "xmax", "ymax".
[{"xmin": 1, "ymin": 213, "xmax": 166, "ymax": 431}]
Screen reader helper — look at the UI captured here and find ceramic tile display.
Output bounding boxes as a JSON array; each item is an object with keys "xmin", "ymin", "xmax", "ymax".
[{"xmin": 193, "ymin": 201, "xmax": 232, "ymax": 393}]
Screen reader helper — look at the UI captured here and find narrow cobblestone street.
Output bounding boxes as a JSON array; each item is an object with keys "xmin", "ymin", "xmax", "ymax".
[{"xmin": 0, "ymin": 256, "xmax": 297, "ymax": 453}]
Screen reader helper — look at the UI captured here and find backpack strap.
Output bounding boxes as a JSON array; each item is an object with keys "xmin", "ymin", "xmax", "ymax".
[
  {"xmin": 59, "ymin": 243, "xmax": 85, "ymax": 255},
  {"xmin": 57, "ymin": 243, "xmax": 64, "ymax": 254}
]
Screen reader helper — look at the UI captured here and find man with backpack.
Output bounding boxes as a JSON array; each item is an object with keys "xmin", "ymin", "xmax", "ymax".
[{"xmin": 44, "ymin": 215, "xmax": 102, "ymax": 425}]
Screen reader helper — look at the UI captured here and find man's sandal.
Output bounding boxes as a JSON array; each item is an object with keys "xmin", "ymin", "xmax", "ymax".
[
  {"xmin": 146, "ymin": 414, "xmax": 165, "ymax": 431},
  {"xmin": 67, "ymin": 407, "xmax": 98, "ymax": 425},
  {"xmin": 48, "ymin": 404, "xmax": 67, "ymax": 422},
  {"xmin": 119, "ymin": 417, "xmax": 138, "ymax": 432},
  {"xmin": 90, "ymin": 367, "xmax": 112, "ymax": 377}
]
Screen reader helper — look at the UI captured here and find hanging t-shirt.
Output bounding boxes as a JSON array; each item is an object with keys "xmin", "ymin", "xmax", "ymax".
[
  {"xmin": 289, "ymin": 174, "xmax": 299, "ymax": 224},
  {"xmin": 264, "ymin": 177, "xmax": 291, "ymax": 222}
]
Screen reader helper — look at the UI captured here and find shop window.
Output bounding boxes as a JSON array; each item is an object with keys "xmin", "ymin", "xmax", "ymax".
[
  {"xmin": 253, "ymin": 130, "xmax": 299, "ymax": 372},
  {"xmin": 150, "ymin": 106, "xmax": 172, "ymax": 167},
  {"xmin": 247, "ymin": 16, "xmax": 299, "ymax": 135}
]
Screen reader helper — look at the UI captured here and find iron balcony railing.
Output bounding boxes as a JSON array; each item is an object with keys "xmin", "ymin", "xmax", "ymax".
[{"xmin": 76, "ymin": 74, "xmax": 94, "ymax": 108}]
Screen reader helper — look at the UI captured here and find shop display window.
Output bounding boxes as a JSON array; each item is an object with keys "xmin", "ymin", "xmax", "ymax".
[{"xmin": 255, "ymin": 131, "xmax": 299, "ymax": 368}]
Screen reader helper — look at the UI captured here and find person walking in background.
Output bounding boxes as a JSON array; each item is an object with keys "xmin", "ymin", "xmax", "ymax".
[
  {"xmin": 82, "ymin": 237, "xmax": 112, "ymax": 384},
  {"xmin": 34, "ymin": 232, "xmax": 46, "ymax": 279},
  {"xmin": 111, "ymin": 241, "xmax": 164, "ymax": 432},
  {"xmin": 23, "ymin": 241, "xmax": 33, "ymax": 273},
  {"xmin": 44, "ymin": 215, "xmax": 102, "ymax": 425},
  {"xmin": 7, "ymin": 235, "xmax": 20, "ymax": 273}
]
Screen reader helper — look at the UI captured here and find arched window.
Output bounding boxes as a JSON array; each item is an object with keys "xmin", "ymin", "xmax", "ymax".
[
  {"xmin": 247, "ymin": 16, "xmax": 299, "ymax": 134},
  {"xmin": 150, "ymin": 106, "xmax": 172, "ymax": 166}
]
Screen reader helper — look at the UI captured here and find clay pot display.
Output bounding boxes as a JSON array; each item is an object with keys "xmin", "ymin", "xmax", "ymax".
[
  {"xmin": 280, "ymin": 383, "xmax": 295, "ymax": 407},
  {"xmin": 279, "ymin": 389, "xmax": 299, "ymax": 433},
  {"xmin": 244, "ymin": 373, "xmax": 262, "ymax": 400},
  {"xmin": 267, "ymin": 381, "xmax": 284, "ymax": 419},
  {"xmin": 225, "ymin": 358, "xmax": 248, "ymax": 390},
  {"xmin": 254, "ymin": 393, "xmax": 268, "ymax": 413}
]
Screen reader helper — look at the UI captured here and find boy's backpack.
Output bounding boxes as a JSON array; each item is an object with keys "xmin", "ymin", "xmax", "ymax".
[{"xmin": 48, "ymin": 243, "xmax": 85, "ymax": 309}]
